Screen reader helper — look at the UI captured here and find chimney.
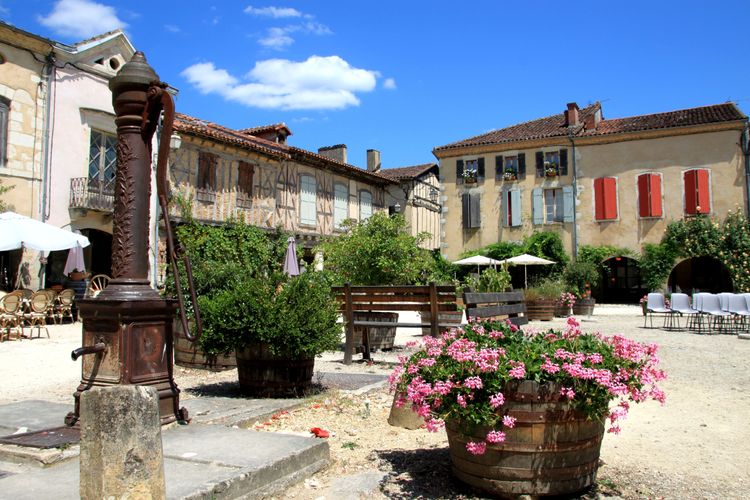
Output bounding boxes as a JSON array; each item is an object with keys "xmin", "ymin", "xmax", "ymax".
[
  {"xmin": 318, "ymin": 144, "xmax": 348, "ymax": 164},
  {"xmin": 583, "ymin": 107, "xmax": 602, "ymax": 131},
  {"xmin": 565, "ymin": 102, "xmax": 580, "ymax": 127},
  {"xmin": 367, "ymin": 149, "xmax": 381, "ymax": 173}
]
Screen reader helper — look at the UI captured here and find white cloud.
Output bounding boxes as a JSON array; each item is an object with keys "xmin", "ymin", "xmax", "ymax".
[
  {"xmin": 244, "ymin": 5, "xmax": 304, "ymax": 18},
  {"xmin": 383, "ymin": 78, "xmax": 397, "ymax": 90},
  {"xmin": 164, "ymin": 24, "xmax": 180, "ymax": 33},
  {"xmin": 182, "ymin": 55, "xmax": 379, "ymax": 111},
  {"xmin": 38, "ymin": 0, "xmax": 125, "ymax": 39},
  {"xmin": 259, "ymin": 27, "xmax": 295, "ymax": 49}
]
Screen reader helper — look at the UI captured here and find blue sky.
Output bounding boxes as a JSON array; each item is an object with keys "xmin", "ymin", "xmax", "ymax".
[{"xmin": 2, "ymin": 1, "xmax": 749, "ymax": 170}]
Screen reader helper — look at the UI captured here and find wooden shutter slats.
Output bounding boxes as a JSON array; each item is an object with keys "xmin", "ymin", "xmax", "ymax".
[
  {"xmin": 518, "ymin": 153, "xmax": 526, "ymax": 179},
  {"xmin": 456, "ymin": 159, "xmax": 464, "ymax": 185},
  {"xmin": 495, "ymin": 155, "xmax": 504, "ymax": 180},
  {"xmin": 535, "ymin": 151, "xmax": 544, "ymax": 177},
  {"xmin": 477, "ymin": 157, "xmax": 485, "ymax": 180},
  {"xmin": 696, "ymin": 169, "xmax": 710, "ymax": 214},
  {"xmin": 684, "ymin": 170, "xmax": 698, "ymax": 214},
  {"xmin": 559, "ymin": 149, "xmax": 568, "ymax": 176},
  {"xmin": 650, "ymin": 173, "xmax": 663, "ymax": 217}
]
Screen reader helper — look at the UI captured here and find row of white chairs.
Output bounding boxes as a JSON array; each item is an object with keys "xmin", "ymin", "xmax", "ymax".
[{"xmin": 644, "ymin": 292, "xmax": 750, "ymax": 334}]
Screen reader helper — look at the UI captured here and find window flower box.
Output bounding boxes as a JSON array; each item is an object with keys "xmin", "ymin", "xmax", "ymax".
[
  {"xmin": 462, "ymin": 168, "xmax": 478, "ymax": 183},
  {"xmin": 544, "ymin": 167, "xmax": 558, "ymax": 178},
  {"xmin": 503, "ymin": 171, "xmax": 518, "ymax": 181}
]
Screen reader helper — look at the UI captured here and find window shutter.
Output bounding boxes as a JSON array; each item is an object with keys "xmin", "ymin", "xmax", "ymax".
[
  {"xmin": 477, "ymin": 157, "xmax": 485, "ymax": 180},
  {"xmin": 495, "ymin": 155, "xmax": 504, "ymax": 180},
  {"xmin": 238, "ymin": 161, "xmax": 255, "ymax": 197},
  {"xmin": 518, "ymin": 153, "xmax": 526, "ymax": 179},
  {"xmin": 559, "ymin": 149, "xmax": 568, "ymax": 176},
  {"xmin": 535, "ymin": 151, "xmax": 544, "ymax": 177},
  {"xmin": 594, "ymin": 178, "xmax": 605, "ymax": 220},
  {"xmin": 532, "ymin": 188, "xmax": 543, "ymax": 224},
  {"xmin": 198, "ymin": 152, "xmax": 217, "ymax": 189},
  {"xmin": 300, "ymin": 175, "xmax": 317, "ymax": 225},
  {"xmin": 510, "ymin": 189, "xmax": 522, "ymax": 226},
  {"xmin": 456, "ymin": 159, "xmax": 464, "ymax": 184},
  {"xmin": 637, "ymin": 174, "xmax": 650, "ymax": 217},
  {"xmin": 696, "ymin": 169, "xmax": 710, "ymax": 214},
  {"xmin": 684, "ymin": 170, "xmax": 698, "ymax": 214},
  {"xmin": 462, "ymin": 193, "xmax": 470, "ymax": 227},
  {"xmin": 562, "ymin": 185, "xmax": 575, "ymax": 223},
  {"xmin": 470, "ymin": 193, "xmax": 481, "ymax": 228},
  {"xmin": 501, "ymin": 188, "xmax": 509, "ymax": 227},
  {"xmin": 333, "ymin": 183, "xmax": 349, "ymax": 228},
  {"xmin": 650, "ymin": 173, "xmax": 663, "ymax": 217},
  {"xmin": 603, "ymin": 178, "xmax": 617, "ymax": 219}
]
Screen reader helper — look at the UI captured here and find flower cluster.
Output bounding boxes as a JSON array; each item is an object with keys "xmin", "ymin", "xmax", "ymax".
[
  {"xmin": 503, "ymin": 169, "xmax": 517, "ymax": 181},
  {"xmin": 558, "ymin": 291, "xmax": 577, "ymax": 308},
  {"xmin": 390, "ymin": 316, "xmax": 666, "ymax": 456},
  {"xmin": 462, "ymin": 167, "xmax": 478, "ymax": 180}
]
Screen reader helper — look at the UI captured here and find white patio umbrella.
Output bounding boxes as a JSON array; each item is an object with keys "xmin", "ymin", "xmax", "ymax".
[
  {"xmin": 0, "ymin": 212, "xmax": 90, "ymax": 251},
  {"xmin": 282, "ymin": 236, "xmax": 300, "ymax": 276},
  {"xmin": 452, "ymin": 255, "xmax": 503, "ymax": 273},
  {"xmin": 499, "ymin": 253, "xmax": 555, "ymax": 288}
]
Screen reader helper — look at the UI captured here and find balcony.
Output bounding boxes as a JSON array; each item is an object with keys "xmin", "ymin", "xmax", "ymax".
[{"xmin": 69, "ymin": 177, "xmax": 114, "ymax": 212}]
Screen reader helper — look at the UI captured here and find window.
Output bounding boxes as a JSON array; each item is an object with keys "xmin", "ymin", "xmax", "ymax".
[
  {"xmin": 684, "ymin": 169, "xmax": 710, "ymax": 215},
  {"xmin": 359, "ymin": 190, "xmax": 373, "ymax": 221},
  {"xmin": 300, "ymin": 174, "xmax": 317, "ymax": 225},
  {"xmin": 333, "ymin": 182, "xmax": 349, "ymax": 228},
  {"xmin": 593, "ymin": 177, "xmax": 618, "ymax": 221},
  {"xmin": 462, "ymin": 192, "xmax": 481, "ymax": 229},
  {"xmin": 197, "ymin": 151, "xmax": 217, "ymax": 190},
  {"xmin": 0, "ymin": 97, "xmax": 8, "ymax": 166},
  {"xmin": 88, "ymin": 130, "xmax": 117, "ymax": 195},
  {"xmin": 237, "ymin": 161, "xmax": 255, "ymax": 197},
  {"xmin": 532, "ymin": 186, "xmax": 574, "ymax": 224},
  {"xmin": 456, "ymin": 157, "xmax": 485, "ymax": 183},
  {"xmin": 502, "ymin": 188, "xmax": 521, "ymax": 227},
  {"xmin": 535, "ymin": 149, "xmax": 568, "ymax": 177},
  {"xmin": 495, "ymin": 154, "xmax": 526, "ymax": 181},
  {"xmin": 637, "ymin": 173, "xmax": 663, "ymax": 218}
]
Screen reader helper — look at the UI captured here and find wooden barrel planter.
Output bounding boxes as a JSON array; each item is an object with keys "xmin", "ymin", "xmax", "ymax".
[
  {"xmin": 554, "ymin": 304, "xmax": 569, "ymax": 317},
  {"xmin": 445, "ymin": 381, "xmax": 604, "ymax": 498},
  {"xmin": 173, "ymin": 320, "xmax": 236, "ymax": 371},
  {"xmin": 351, "ymin": 311, "xmax": 398, "ymax": 352},
  {"xmin": 525, "ymin": 299, "xmax": 556, "ymax": 321},
  {"xmin": 420, "ymin": 310, "xmax": 464, "ymax": 336},
  {"xmin": 235, "ymin": 343, "xmax": 314, "ymax": 397},
  {"xmin": 573, "ymin": 298, "xmax": 596, "ymax": 316}
]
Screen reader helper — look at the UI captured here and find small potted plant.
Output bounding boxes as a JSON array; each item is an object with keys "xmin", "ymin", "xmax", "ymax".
[
  {"xmin": 557, "ymin": 291, "xmax": 577, "ymax": 316},
  {"xmin": 390, "ymin": 316, "xmax": 666, "ymax": 498},
  {"xmin": 198, "ymin": 271, "xmax": 341, "ymax": 397},
  {"xmin": 68, "ymin": 269, "xmax": 87, "ymax": 281},
  {"xmin": 544, "ymin": 165, "xmax": 558, "ymax": 177},
  {"xmin": 502, "ymin": 169, "xmax": 517, "ymax": 181},
  {"xmin": 564, "ymin": 261, "xmax": 599, "ymax": 316},
  {"xmin": 462, "ymin": 167, "xmax": 478, "ymax": 183}
]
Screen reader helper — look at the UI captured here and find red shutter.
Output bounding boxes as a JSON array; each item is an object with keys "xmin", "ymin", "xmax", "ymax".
[
  {"xmin": 696, "ymin": 169, "xmax": 710, "ymax": 214},
  {"xmin": 684, "ymin": 170, "xmax": 697, "ymax": 214},
  {"xmin": 637, "ymin": 174, "xmax": 650, "ymax": 217},
  {"xmin": 649, "ymin": 174, "xmax": 663, "ymax": 217},
  {"xmin": 594, "ymin": 178, "xmax": 605, "ymax": 220},
  {"xmin": 603, "ymin": 178, "xmax": 617, "ymax": 219}
]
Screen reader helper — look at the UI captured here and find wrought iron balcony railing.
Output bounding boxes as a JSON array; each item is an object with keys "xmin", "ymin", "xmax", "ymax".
[{"xmin": 69, "ymin": 177, "xmax": 114, "ymax": 211}]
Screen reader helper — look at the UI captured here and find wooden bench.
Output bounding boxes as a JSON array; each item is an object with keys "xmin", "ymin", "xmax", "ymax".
[
  {"xmin": 332, "ymin": 282, "xmax": 458, "ymax": 364},
  {"xmin": 462, "ymin": 290, "xmax": 528, "ymax": 326}
]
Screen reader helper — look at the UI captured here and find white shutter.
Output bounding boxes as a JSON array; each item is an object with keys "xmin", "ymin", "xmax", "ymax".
[
  {"xmin": 359, "ymin": 190, "xmax": 373, "ymax": 221},
  {"xmin": 510, "ymin": 189, "xmax": 522, "ymax": 227},
  {"xmin": 532, "ymin": 188, "xmax": 543, "ymax": 225},
  {"xmin": 300, "ymin": 175, "xmax": 317, "ymax": 225},
  {"xmin": 333, "ymin": 183, "xmax": 348, "ymax": 228},
  {"xmin": 562, "ymin": 185, "xmax": 575, "ymax": 223}
]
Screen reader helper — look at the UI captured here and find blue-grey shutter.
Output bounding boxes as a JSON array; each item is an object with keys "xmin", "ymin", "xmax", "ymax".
[
  {"xmin": 477, "ymin": 157, "xmax": 485, "ymax": 180},
  {"xmin": 462, "ymin": 193, "xmax": 470, "ymax": 227},
  {"xmin": 532, "ymin": 188, "xmax": 543, "ymax": 224},
  {"xmin": 562, "ymin": 185, "xmax": 575, "ymax": 222},
  {"xmin": 518, "ymin": 153, "xmax": 526, "ymax": 179},
  {"xmin": 456, "ymin": 159, "xmax": 464, "ymax": 184},
  {"xmin": 501, "ymin": 188, "xmax": 509, "ymax": 227},
  {"xmin": 559, "ymin": 149, "xmax": 568, "ymax": 176},
  {"xmin": 495, "ymin": 155, "xmax": 504, "ymax": 180},
  {"xmin": 470, "ymin": 193, "xmax": 481, "ymax": 228},
  {"xmin": 535, "ymin": 151, "xmax": 544, "ymax": 177},
  {"xmin": 510, "ymin": 189, "xmax": 522, "ymax": 226}
]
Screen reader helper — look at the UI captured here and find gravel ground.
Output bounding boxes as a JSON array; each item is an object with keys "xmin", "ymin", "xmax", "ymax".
[{"xmin": 1, "ymin": 307, "xmax": 748, "ymax": 499}]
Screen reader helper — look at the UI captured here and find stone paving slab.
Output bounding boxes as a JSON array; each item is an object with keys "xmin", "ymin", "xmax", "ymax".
[{"xmin": 0, "ymin": 400, "xmax": 72, "ymax": 436}]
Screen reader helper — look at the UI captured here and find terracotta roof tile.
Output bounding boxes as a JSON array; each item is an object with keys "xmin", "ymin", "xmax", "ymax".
[
  {"xmin": 239, "ymin": 123, "xmax": 292, "ymax": 136},
  {"xmin": 380, "ymin": 163, "xmax": 437, "ymax": 180},
  {"xmin": 435, "ymin": 102, "xmax": 747, "ymax": 153}
]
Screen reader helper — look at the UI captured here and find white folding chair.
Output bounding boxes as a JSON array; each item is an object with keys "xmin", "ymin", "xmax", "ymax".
[
  {"xmin": 644, "ymin": 293, "xmax": 675, "ymax": 329},
  {"xmin": 669, "ymin": 293, "xmax": 698, "ymax": 331},
  {"xmin": 699, "ymin": 294, "xmax": 731, "ymax": 334},
  {"xmin": 726, "ymin": 294, "xmax": 750, "ymax": 334}
]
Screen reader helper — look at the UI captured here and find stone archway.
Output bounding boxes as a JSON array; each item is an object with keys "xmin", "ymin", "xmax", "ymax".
[
  {"xmin": 668, "ymin": 256, "xmax": 732, "ymax": 294},
  {"xmin": 601, "ymin": 256, "xmax": 645, "ymax": 304},
  {"xmin": 82, "ymin": 228, "xmax": 113, "ymax": 277}
]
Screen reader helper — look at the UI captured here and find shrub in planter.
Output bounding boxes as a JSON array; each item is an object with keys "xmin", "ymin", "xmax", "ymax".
[
  {"xmin": 198, "ymin": 271, "xmax": 341, "ymax": 396},
  {"xmin": 390, "ymin": 317, "xmax": 666, "ymax": 497},
  {"xmin": 524, "ymin": 279, "xmax": 565, "ymax": 320}
]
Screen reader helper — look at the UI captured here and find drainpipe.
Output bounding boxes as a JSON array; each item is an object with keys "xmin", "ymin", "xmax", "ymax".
[
  {"xmin": 40, "ymin": 52, "xmax": 55, "ymax": 222},
  {"xmin": 567, "ymin": 133, "xmax": 579, "ymax": 259},
  {"xmin": 742, "ymin": 122, "xmax": 750, "ymax": 216}
]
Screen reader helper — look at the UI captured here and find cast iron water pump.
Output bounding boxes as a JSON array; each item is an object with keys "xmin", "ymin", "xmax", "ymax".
[{"xmin": 66, "ymin": 52, "xmax": 200, "ymax": 426}]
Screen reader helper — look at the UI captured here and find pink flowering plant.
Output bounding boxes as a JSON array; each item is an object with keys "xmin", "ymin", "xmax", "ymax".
[
  {"xmin": 389, "ymin": 316, "xmax": 666, "ymax": 455},
  {"xmin": 558, "ymin": 291, "xmax": 577, "ymax": 308}
]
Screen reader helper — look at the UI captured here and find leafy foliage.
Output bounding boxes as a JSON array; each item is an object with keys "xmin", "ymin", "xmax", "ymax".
[
  {"xmin": 316, "ymin": 212, "xmax": 433, "ymax": 285},
  {"xmin": 523, "ymin": 231, "xmax": 568, "ymax": 275},
  {"xmin": 563, "ymin": 261, "xmax": 599, "ymax": 297},
  {"xmin": 524, "ymin": 277, "xmax": 566, "ymax": 301},
  {"xmin": 482, "ymin": 241, "xmax": 525, "ymax": 261},
  {"xmin": 639, "ymin": 243, "xmax": 679, "ymax": 292},
  {"xmin": 198, "ymin": 270, "xmax": 341, "ymax": 357},
  {"xmin": 425, "ymin": 249, "xmax": 459, "ymax": 284},
  {"xmin": 464, "ymin": 267, "xmax": 512, "ymax": 293},
  {"xmin": 0, "ymin": 178, "xmax": 14, "ymax": 212}
]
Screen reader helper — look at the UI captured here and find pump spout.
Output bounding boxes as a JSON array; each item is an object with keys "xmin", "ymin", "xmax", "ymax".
[{"xmin": 71, "ymin": 342, "xmax": 106, "ymax": 361}]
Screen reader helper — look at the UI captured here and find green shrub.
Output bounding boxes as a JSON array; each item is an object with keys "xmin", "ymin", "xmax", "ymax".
[
  {"xmin": 563, "ymin": 261, "xmax": 599, "ymax": 297},
  {"xmin": 639, "ymin": 243, "xmax": 678, "ymax": 292},
  {"xmin": 525, "ymin": 278, "xmax": 566, "ymax": 301},
  {"xmin": 464, "ymin": 267, "xmax": 512, "ymax": 293}
]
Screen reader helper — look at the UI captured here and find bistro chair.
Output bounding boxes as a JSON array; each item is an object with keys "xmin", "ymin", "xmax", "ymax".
[
  {"xmin": 41, "ymin": 289, "xmax": 59, "ymax": 324},
  {"xmin": 697, "ymin": 294, "xmax": 731, "ymax": 334},
  {"xmin": 0, "ymin": 293, "xmax": 24, "ymax": 341},
  {"xmin": 669, "ymin": 293, "xmax": 699, "ymax": 331},
  {"xmin": 85, "ymin": 274, "xmax": 110, "ymax": 298},
  {"xmin": 55, "ymin": 288, "xmax": 76, "ymax": 324},
  {"xmin": 24, "ymin": 291, "xmax": 51, "ymax": 338},
  {"xmin": 643, "ymin": 293, "xmax": 675, "ymax": 329}
]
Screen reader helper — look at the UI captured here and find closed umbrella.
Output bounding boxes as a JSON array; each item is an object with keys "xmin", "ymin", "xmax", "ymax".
[
  {"xmin": 283, "ymin": 237, "xmax": 300, "ymax": 276},
  {"xmin": 499, "ymin": 253, "xmax": 555, "ymax": 288},
  {"xmin": 0, "ymin": 212, "xmax": 89, "ymax": 251},
  {"xmin": 63, "ymin": 238, "xmax": 86, "ymax": 276}
]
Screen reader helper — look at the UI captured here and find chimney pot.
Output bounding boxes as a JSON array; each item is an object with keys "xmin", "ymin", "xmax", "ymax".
[
  {"xmin": 367, "ymin": 149, "xmax": 381, "ymax": 173},
  {"xmin": 565, "ymin": 102, "xmax": 580, "ymax": 127},
  {"xmin": 318, "ymin": 144, "xmax": 347, "ymax": 164}
]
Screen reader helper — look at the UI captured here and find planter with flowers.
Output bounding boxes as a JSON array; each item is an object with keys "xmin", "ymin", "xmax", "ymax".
[
  {"xmin": 502, "ymin": 170, "xmax": 517, "ymax": 181},
  {"xmin": 462, "ymin": 167, "xmax": 478, "ymax": 184},
  {"xmin": 390, "ymin": 317, "xmax": 666, "ymax": 497},
  {"xmin": 524, "ymin": 279, "xmax": 565, "ymax": 321},
  {"xmin": 556, "ymin": 291, "xmax": 577, "ymax": 317}
]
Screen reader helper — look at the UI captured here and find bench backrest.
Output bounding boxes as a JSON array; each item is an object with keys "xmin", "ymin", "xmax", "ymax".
[
  {"xmin": 332, "ymin": 284, "xmax": 457, "ymax": 313},
  {"xmin": 463, "ymin": 290, "xmax": 528, "ymax": 326}
]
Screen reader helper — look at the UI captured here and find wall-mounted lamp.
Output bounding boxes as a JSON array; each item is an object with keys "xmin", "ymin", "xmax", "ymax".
[{"xmin": 169, "ymin": 133, "xmax": 182, "ymax": 151}]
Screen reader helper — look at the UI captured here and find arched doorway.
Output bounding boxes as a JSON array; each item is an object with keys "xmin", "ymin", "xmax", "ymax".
[
  {"xmin": 601, "ymin": 256, "xmax": 644, "ymax": 304},
  {"xmin": 82, "ymin": 229, "xmax": 112, "ymax": 277},
  {"xmin": 668, "ymin": 256, "xmax": 732, "ymax": 294}
]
